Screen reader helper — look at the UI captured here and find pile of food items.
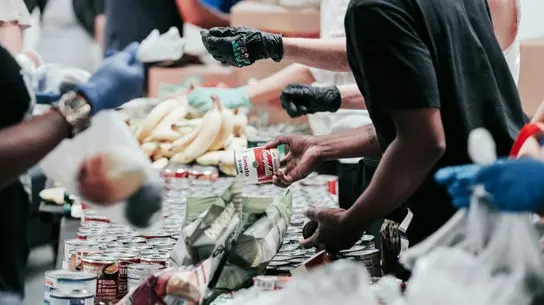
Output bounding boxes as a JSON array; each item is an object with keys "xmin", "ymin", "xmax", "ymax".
[{"xmin": 126, "ymin": 86, "xmax": 255, "ymax": 176}]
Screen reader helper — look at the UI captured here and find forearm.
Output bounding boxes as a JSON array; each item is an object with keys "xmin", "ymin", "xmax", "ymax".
[
  {"xmin": 0, "ymin": 110, "xmax": 70, "ymax": 188},
  {"xmin": 316, "ymin": 125, "xmax": 382, "ymax": 160},
  {"xmin": 337, "ymin": 84, "xmax": 366, "ymax": 109},
  {"xmin": 282, "ymin": 37, "xmax": 351, "ymax": 72},
  {"xmin": 246, "ymin": 64, "xmax": 315, "ymax": 104},
  {"xmin": 344, "ymin": 137, "xmax": 444, "ymax": 226},
  {"xmin": 0, "ymin": 22, "xmax": 24, "ymax": 54},
  {"xmin": 176, "ymin": 0, "xmax": 229, "ymax": 29}
]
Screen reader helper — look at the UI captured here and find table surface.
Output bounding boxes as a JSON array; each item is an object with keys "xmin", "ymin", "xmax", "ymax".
[
  {"xmin": 38, "ymin": 201, "xmax": 64, "ymax": 214},
  {"xmin": 55, "ymin": 217, "xmax": 80, "ymax": 269}
]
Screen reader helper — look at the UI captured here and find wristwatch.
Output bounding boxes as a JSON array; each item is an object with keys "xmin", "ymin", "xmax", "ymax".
[{"xmin": 51, "ymin": 91, "xmax": 92, "ymax": 138}]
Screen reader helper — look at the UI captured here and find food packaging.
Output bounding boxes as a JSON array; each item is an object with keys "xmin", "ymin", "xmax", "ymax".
[{"xmin": 39, "ymin": 111, "xmax": 162, "ymax": 231}]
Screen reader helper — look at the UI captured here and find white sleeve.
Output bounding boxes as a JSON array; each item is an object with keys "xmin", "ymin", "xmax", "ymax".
[{"xmin": 0, "ymin": 0, "xmax": 32, "ymax": 28}]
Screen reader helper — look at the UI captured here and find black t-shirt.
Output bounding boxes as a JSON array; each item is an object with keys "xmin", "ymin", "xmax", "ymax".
[
  {"xmin": 345, "ymin": 0, "xmax": 527, "ymax": 244},
  {"xmin": 0, "ymin": 45, "xmax": 32, "ymax": 296},
  {"xmin": 104, "ymin": 0, "xmax": 184, "ymax": 52}
]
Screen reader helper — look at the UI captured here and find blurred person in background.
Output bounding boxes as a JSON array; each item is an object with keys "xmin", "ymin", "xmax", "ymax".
[
  {"xmin": 24, "ymin": 0, "xmax": 104, "ymax": 72},
  {"xmin": 200, "ymin": 0, "xmax": 524, "ymax": 277},
  {"xmin": 0, "ymin": 0, "xmax": 31, "ymax": 53},
  {"xmin": 0, "ymin": 42, "xmax": 143, "ymax": 302},
  {"xmin": 177, "ymin": 0, "xmax": 242, "ymax": 29}
]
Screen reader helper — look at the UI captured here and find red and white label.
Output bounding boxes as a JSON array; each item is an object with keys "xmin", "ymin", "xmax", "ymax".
[{"xmin": 235, "ymin": 147, "xmax": 281, "ymax": 184}]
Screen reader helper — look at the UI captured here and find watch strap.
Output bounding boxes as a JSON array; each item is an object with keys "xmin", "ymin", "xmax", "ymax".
[{"xmin": 52, "ymin": 91, "xmax": 92, "ymax": 138}]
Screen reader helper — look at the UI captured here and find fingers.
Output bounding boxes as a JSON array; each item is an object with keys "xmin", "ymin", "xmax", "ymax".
[
  {"xmin": 265, "ymin": 135, "xmax": 290, "ymax": 149},
  {"xmin": 281, "ymin": 150, "xmax": 315, "ymax": 184},
  {"xmin": 279, "ymin": 152, "xmax": 293, "ymax": 167},
  {"xmin": 123, "ymin": 42, "xmax": 141, "ymax": 63},
  {"xmin": 299, "ymin": 233, "xmax": 319, "ymax": 249}
]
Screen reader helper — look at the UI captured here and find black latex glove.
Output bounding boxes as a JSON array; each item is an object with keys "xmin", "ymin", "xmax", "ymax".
[
  {"xmin": 200, "ymin": 27, "xmax": 283, "ymax": 67},
  {"xmin": 280, "ymin": 83, "xmax": 341, "ymax": 117}
]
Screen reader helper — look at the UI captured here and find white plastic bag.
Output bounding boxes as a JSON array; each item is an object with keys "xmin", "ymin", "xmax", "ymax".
[
  {"xmin": 137, "ymin": 27, "xmax": 185, "ymax": 63},
  {"xmin": 39, "ymin": 111, "xmax": 162, "ymax": 230}
]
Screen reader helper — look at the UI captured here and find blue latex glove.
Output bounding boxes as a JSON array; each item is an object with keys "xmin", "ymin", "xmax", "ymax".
[
  {"xmin": 76, "ymin": 42, "xmax": 144, "ymax": 115},
  {"xmin": 435, "ymin": 158, "xmax": 544, "ymax": 213},
  {"xmin": 36, "ymin": 92, "xmax": 60, "ymax": 104},
  {"xmin": 187, "ymin": 86, "xmax": 250, "ymax": 112}
]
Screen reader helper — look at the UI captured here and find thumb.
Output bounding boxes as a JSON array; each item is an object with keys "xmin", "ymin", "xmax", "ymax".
[
  {"xmin": 303, "ymin": 207, "xmax": 321, "ymax": 221},
  {"xmin": 123, "ymin": 42, "xmax": 141, "ymax": 62}
]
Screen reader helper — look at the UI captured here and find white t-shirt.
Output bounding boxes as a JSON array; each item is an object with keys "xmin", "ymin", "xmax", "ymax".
[
  {"xmin": 0, "ymin": 0, "xmax": 31, "ymax": 27},
  {"xmin": 307, "ymin": 0, "xmax": 521, "ymax": 164}
]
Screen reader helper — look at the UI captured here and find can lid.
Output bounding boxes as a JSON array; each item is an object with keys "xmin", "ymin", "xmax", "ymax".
[
  {"xmin": 45, "ymin": 270, "xmax": 97, "ymax": 280},
  {"xmin": 50, "ymin": 289, "xmax": 94, "ymax": 299}
]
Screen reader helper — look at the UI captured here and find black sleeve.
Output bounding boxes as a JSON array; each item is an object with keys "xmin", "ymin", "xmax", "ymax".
[
  {"xmin": 0, "ymin": 46, "xmax": 31, "ymax": 129},
  {"xmin": 72, "ymin": 0, "xmax": 105, "ymax": 37},
  {"xmin": 345, "ymin": 3, "xmax": 439, "ymax": 112}
]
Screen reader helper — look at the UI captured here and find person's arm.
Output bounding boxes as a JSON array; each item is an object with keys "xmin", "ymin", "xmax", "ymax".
[
  {"xmin": 315, "ymin": 125, "xmax": 382, "ymax": 159},
  {"xmin": 488, "ymin": 0, "xmax": 519, "ymax": 51},
  {"xmin": 176, "ymin": 0, "xmax": 229, "ymax": 29},
  {"xmin": 0, "ymin": 109, "xmax": 71, "ymax": 188},
  {"xmin": 342, "ymin": 4, "xmax": 445, "ymax": 226},
  {"xmin": 282, "ymin": 37, "xmax": 351, "ymax": 72},
  {"xmin": 337, "ymin": 84, "xmax": 366, "ymax": 109},
  {"xmin": 247, "ymin": 64, "xmax": 315, "ymax": 104},
  {"xmin": 0, "ymin": 21, "xmax": 24, "ymax": 54}
]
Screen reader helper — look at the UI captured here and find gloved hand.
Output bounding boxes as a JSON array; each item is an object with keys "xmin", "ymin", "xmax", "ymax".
[
  {"xmin": 280, "ymin": 83, "xmax": 341, "ymax": 117},
  {"xmin": 76, "ymin": 42, "xmax": 144, "ymax": 115},
  {"xmin": 435, "ymin": 158, "xmax": 544, "ymax": 213},
  {"xmin": 200, "ymin": 27, "xmax": 283, "ymax": 67},
  {"xmin": 188, "ymin": 86, "xmax": 250, "ymax": 112}
]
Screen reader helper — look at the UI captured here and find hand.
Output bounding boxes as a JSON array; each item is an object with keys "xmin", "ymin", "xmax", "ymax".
[
  {"xmin": 265, "ymin": 135, "xmax": 321, "ymax": 187},
  {"xmin": 76, "ymin": 42, "xmax": 144, "ymax": 114},
  {"xmin": 200, "ymin": 27, "xmax": 283, "ymax": 67},
  {"xmin": 281, "ymin": 84, "xmax": 341, "ymax": 117},
  {"xmin": 436, "ymin": 158, "xmax": 544, "ymax": 213},
  {"xmin": 300, "ymin": 208, "xmax": 364, "ymax": 253},
  {"xmin": 188, "ymin": 86, "xmax": 250, "ymax": 112},
  {"xmin": 434, "ymin": 164, "xmax": 482, "ymax": 208}
]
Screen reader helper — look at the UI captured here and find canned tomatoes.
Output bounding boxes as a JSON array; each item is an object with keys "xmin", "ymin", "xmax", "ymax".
[
  {"xmin": 140, "ymin": 254, "xmax": 170, "ymax": 268},
  {"xmin": 234, "ymin": 145, "xmax": 286, "ymax": 184},
  {"xmin": 109, "ymin": 252, "xmax": 139, "ymax": 299},
  {"xmin": 81, "ymin": 255, "xmax": 119, "ymax": 304},
  {"xmin": 44, "ymin": 270, "xmax": 96, "ymax": 305},
  {"xmin": 49, "ymin": 289, "xmax": 94, "ymax": 305},
  {"xmin": 63, "ymin": 240, "xmax": 97, "ymax": 271}
]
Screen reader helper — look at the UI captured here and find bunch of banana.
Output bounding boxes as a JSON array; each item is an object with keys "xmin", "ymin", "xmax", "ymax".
[{"xmin": 130, "ymin": 92, "xmax": 253, "ymax": 176}]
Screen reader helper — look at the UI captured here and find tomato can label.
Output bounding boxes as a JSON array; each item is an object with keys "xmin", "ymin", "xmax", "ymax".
[
  {"xmin": 44, "ymin": 270, "xmax": 96, "ymax": 305},
  {"xmin": 234, "ymin": 145, "xmax": 286, "ymax": 184},
  {"xmin": 81, "ymin": 256, "xmax": 119, "ymax": 304}
]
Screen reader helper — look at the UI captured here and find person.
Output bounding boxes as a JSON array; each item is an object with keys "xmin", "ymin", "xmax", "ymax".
[
  {"xmin": 189, "ymin": 0, "xmax": 369, "ymax": 215},
  {"xmin": 30, "ymin": 0, "xmax": 104, "ymax": 72},
  {"xmin": 200, "ymin": 0, "xmax": 527, "ymax": 260},
  {"xmin": 0, "ymin": 0, "xmax": 32, "ymax": 53},
  {"xmin": 177, "ymin": 0, "xmax": 242, "ymax": 29},
  {"xmin": 0, "ymin": 42, "xmax": 143, "ymax": 300}
]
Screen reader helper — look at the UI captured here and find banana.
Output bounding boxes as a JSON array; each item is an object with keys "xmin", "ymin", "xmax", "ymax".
[
  {"xmin": 147, "ymin": 105, "xmax": 187, "ymax": 141},
  {"xmin": 152, "ymin": 158, "xmax": 169, "ymax": 170},
  {"xmin": 170, "ymin": 96, "xmax": 223, "ymax": 164},
  {"xmin": 159, "ymin": 143, "xmax": 174, "ymax": 158},
  {"xmin": 232, "ymin": 110, "xmax": 248, "ymax": 137},
  {"xmin": 141, "ymin": 142, "xmax": 159, "ymax": 158},
  {"xmin": 136, "ymin": 98, "xmax": 179, "ymax": 142},
  {"xmin": 196, "ymin": 150, "xmax": 234, "ymax": 166},
  {"xmin": 219, "ymin": 163, "xmax": 236, "ymax": 176},
  {"xmin": 209, "ymin": 105, "xmax": 234, "ymax": 151},
  {"xmin": 168, "ymin": 127, "xmax": 200, "ymax": 155}
]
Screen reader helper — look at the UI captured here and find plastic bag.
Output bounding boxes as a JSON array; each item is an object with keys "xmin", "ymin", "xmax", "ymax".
[
  {"xmin": 137, "ymin": 27, "xmax": 185, "ymax": 63},
  {"xmin": 39, "ymin": 111, "xmax": 162, "ymax": 230},
  {"xmin": 34, "ymin": 63, "xmax": 91, "ymax": 96}
]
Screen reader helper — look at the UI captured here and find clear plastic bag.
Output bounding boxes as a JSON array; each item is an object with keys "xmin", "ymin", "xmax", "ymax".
[
  {"xmin": 39, "ymin": 111, "xmax": 162, "ymax": 230},
  {"xmin": 137, "ymin": 27, "xmax": 186, "ymax": 63}
]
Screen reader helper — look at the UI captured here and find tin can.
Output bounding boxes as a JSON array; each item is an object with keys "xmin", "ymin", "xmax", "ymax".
[
  {"xmin": 63, "ymin": 240, "xmax": 98, "ymax": 270},
  {"xmin": 87, "ymin": 235, "xmax": 117, "ymax": 244},
  {"xmin": 44, "ymin": 270, "xmax": 97, "ymax": 305},
  {"xmin": 83, "ymin": 215, "xmax": 110, "ymax": 223},
  {"xmin": 49, "ymin": 289, "xmax": 94, "ymax": 305},
  {"xmin": 141, "ymin": 231, "xmax": 172, "ymax": 240},
  {"xmin": 80, "ymin": 255, "xmax": 119, "ymax": 304},
  {"xmin": 343, "ymin": 249, "xmax": 381, "ymax": 277},
  {"xmin": 234, "ymin": 145, "xmax": 286, "ymax": 184},
  {"xmin": 140, "ymin": 254, "xmax": 170, "ymax": 268},
  {"xmin": 188, "ymin": 166, "xmax": 219, "ymax": 181},
  {"xmin": 138, "ymin": 249, "xmax": 158, "ymax": 257},
  {"xmin": 327, "ymin": 177, "xmax": 338, "ymax": 202},
  {"xmin": 127, "ymin": 263, "xmax": 163, "ymax": 282},
  {"xmin": 161, "ymin": 164, "xmax": 190, "ymax": 179},
  {"xmin": 253, "ymin": 276, "xmax": 290, "ymax": 291},
  {"xmin": 125, "ymin": 243, "xmax": 152, "ymax": 251},
  {"xmin": 66, "ymin": 248, "xmax": 103, "ymax": 272},
  {"xmin": 247, "ymin": 136, "xmax": 273, "ymax": 148},
  {"xmin": 110, "ymin": 252, "xmax": 140, "ymax": 300}
]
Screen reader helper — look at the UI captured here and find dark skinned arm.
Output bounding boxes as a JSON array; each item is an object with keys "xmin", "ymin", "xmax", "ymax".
[
  {"xmin": 0, "ymin": 109, "xmax": 71, "ymax": 188},
  {"xmin": 176, "ymin": 0, "xmax": 230, "ymax": 29},
  {"xmin": 316, "ymin": 124, "xmax": 382, "ymax": 159},
  {"xmin": 343, "ymin": 108, "xmax": 446, "ymax": 226}
]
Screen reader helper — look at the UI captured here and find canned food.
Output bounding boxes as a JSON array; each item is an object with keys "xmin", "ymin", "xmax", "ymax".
[
  {"xmin": 253, "ymin": 276, "xmax": 290, "ymax": 291},
  {"xmin": 67, "ymin": 248, "xmax": 102, "ymax": 271},
  {"xmin": 98, "ymin": 242, "xmax": 127, "ymax": 251},
  {"xmin": 140, "ymin": 254, "xmax": 170, "ymax": 268},
  {"xmin": 247, "ymin": 136, "xmax": 273, "ymax": 148},
  {"xmin": 44, "ymin": 270, "xmax": 96, "ymax": 305},
  {"xmin": 138, "ymin": 249, "xmax": 158, "ymax": 257},
  {"xmin": 127, "ymin": 263, "xmax": 163, "ymax": 280},
  {"xmin": 234, "ymin": 145, "xmax": 286, "ymax": 184},
  {"xmin": 87, "ymin": 235, "xmax": 117, "ymax": 244},
  {"xmin": 141, "ymin": 232, "xmax": 172, "ymax": 240},
  {"xmin": 63, "ymin": 240, "xmax": 98, "ymax": 270},
  {"xmin": 146, "ymin": 238, "xmax": 176, "ymax": 245},
  {"xmin": 125, "ymin": 243, "xmax": 152, "ymax": 251},
  {"xmin": 128, "ymin": 237, "xmax": 147, "ymax": 244},
  {"xmin": 343, "ymin": 249, "xmax": 381, "ymax": 277},
  {"xmin": 110, "ymin": 252, "xmax": 139, "ymax": 299},
  {"xmin": 83, "ymin": 215, "xmax": 110, "ymax": 223},
  {"xmin": 50, "ymin": 289, "xmax": 94, "ymax": 305},
  {"xmin": 161, "ymin": 164, "xmax": 190, "ymax": 179},
  {"xmin": 81, "ymin": 255, "xmax": 119, "ymax": 304},
  {"xmin": 189, "ymin": 166, "xmax": 219, "ymax": 181}
]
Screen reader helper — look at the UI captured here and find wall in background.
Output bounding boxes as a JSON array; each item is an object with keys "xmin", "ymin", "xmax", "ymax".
[{"xmin": 519, "ymin": 0, "xmax": 544, "ymax": 39}]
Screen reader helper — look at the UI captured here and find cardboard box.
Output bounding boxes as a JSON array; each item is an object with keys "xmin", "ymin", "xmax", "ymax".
[
  {"xmin": 519, "ymin": 37, "xmax": 544, "ymax": 116},
  {"xmin": 230, "ymin": 1, "xmax": 320, "ymax": 82},
  {"xmin": 147, "ymin": 65, "xmax": 241, "ymax": 97}
]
